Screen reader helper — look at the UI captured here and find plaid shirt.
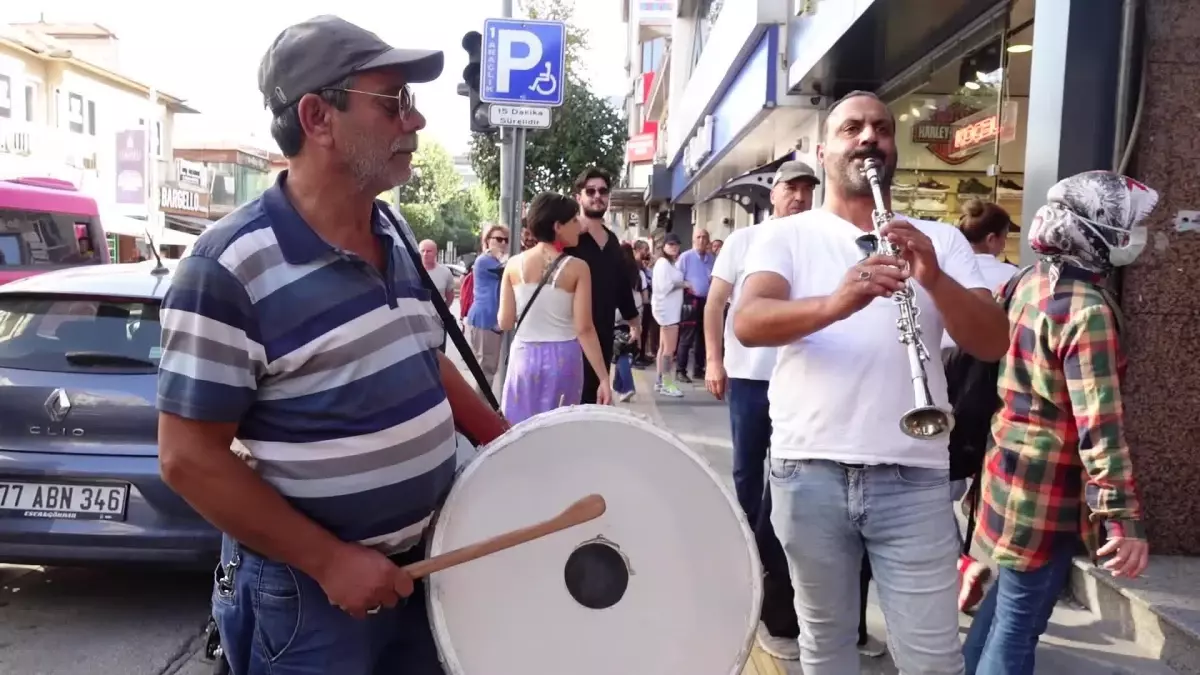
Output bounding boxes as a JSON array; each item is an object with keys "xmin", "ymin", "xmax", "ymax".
[{"xmin": 973, "ymin": 261, "xmax": 1145, "ymax": 572}]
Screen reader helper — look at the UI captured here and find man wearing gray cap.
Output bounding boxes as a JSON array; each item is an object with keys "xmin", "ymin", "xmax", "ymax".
[
  {"xmin": 156, "ymin": 15, "xmax": 509, "ymax": 675},
  {"xmin": 702, "ymin": 159, "xmax": 821, "ymax": 660}
]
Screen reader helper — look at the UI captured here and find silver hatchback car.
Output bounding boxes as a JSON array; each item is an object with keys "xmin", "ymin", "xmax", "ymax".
[{"xmin": 0, "ymin": 260, "xmax": 219, "ymax": 567}]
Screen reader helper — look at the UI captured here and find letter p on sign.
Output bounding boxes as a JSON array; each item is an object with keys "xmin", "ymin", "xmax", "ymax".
[{"xmin": 496, "ymin": 29, "xmax": 542, "ymax": 93}]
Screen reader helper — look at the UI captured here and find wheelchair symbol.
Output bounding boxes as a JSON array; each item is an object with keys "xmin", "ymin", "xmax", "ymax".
[{"xmin": 529, "ymin": 62, "xmax": 558, "ymax": 97}]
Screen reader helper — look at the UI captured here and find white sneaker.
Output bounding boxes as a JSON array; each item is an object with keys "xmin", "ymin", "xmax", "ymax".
[
  {"xmin": 857, "ymin": 634, "xmax": 887, "ymax": 658},
  {"xmin": 617, "ymin": 390, "xmax": 635, "ymax": 403},
  {"xmin": 658, "ymin": 383, "xmax": 683, "ymax": 398},
  {"xmin": 755, "ymin": 623, "xmax": 800, "ymax": 661}
]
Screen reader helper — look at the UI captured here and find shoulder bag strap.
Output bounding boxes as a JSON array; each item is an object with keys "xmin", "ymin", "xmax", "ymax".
[
  {"xmin": 375, "ymin": 202, "xmax": 500, "ymax": 412},
  {"xmin": 514, "ymin": 253, "xmax": 569, "ymax": 335}
]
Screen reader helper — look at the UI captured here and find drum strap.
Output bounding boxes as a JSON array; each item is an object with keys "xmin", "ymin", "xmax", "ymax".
[{"xmin": 376, "ymin": 201, "xmax": 501, "ymax": 412}]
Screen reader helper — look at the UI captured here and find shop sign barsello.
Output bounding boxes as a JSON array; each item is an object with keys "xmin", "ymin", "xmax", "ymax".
[
  {"xmin": 909, "ymin": 101, "xmax": 986, "ymax": 166},
  {"xmin": 159, "ymin": 183, "xmax": 209, "ymax": 218}
]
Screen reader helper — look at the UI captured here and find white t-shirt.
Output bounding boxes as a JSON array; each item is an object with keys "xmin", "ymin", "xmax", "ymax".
[
  {"xmin": 711, "ymin": 226, "xmax": 778, "ymax": 381},
  {"xmin": 426, "ymin": 264, "xmax": 455, "ymax": 298},
  {"xmin": 743, "ymin": 210, "xmax": 988, "ymax": 468},
  {"xmin": 651, "ymin": 257, "xmax": 684, "ymax": 325},
  {"xmin": 941, "ymin": 254, "xmax": 1019, "ymax": 350}
]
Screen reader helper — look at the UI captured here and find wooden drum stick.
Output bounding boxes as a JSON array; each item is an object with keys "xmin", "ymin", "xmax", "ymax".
[{"xmin": 403, "ymin": 494, "xmax": 607, "ymax": 579}]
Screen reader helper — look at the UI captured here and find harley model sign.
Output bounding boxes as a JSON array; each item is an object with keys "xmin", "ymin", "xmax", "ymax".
[{"xmin": 909, "ymin": 101, "xmax": 985, "ymax": 166}]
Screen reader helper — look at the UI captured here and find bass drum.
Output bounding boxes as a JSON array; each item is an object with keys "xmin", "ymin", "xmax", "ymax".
[{"xmin": 426, "ymin": 406, "xmax": 762, "ymax": 675}]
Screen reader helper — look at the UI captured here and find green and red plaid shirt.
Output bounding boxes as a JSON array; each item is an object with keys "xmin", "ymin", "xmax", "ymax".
[{"xmin": 973, "ymin": 260, "xmax": 1145, "ymax": 572}]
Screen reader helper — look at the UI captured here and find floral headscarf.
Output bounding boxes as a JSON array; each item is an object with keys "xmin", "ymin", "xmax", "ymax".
[{"xmin": 1027, "ymin": 170, "xmax": 1159, "ymax": 273}]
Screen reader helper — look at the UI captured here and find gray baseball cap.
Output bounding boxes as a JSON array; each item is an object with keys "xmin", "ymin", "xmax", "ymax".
[
  {"xmin": 259, "ymin": 15, "xmax": 444, "ymax": 114},
  {"xmin": 773, "ymin": 160, "xmax": 821, "ymax": 186}
]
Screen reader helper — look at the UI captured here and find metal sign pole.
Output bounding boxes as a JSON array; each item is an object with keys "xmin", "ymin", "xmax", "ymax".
[{"xmin": 494, "ymin": 126, "xmax": 526, "ymax": 395}]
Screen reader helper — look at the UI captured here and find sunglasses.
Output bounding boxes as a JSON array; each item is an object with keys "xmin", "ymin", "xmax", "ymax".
[
  {"xmin": 584, "ymin": 187, "xmax": 610, "ymax": 197},
  {"xmin": 491, "ymin": 236, "xmax": 509, "ymax": 244},
  {"xmin": 325, "ymin": 85, "xmax": 417, "ymax": 120}
]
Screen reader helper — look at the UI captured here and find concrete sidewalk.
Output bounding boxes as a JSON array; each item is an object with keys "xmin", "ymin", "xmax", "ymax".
[{"xmin": 621, "ymin": 366, "xmax": 1177, "ymax": 675}]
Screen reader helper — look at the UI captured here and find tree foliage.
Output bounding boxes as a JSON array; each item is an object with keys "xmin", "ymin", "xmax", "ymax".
[
  {"xmin": 389, "ymin": 140, "xmax": 492, "ymax": 255},
  {"xmin": 468, "ymin": 0, "xmax": 626, "ymax": 201}
]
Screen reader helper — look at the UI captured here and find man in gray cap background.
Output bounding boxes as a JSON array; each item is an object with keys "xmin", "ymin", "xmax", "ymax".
[
  {"xmin": 700, "ymin": 159, "xmax": 820, "ymax": 661},
  {"xmin": 156, "ymin": 15, "xmax": 509, "ymax": 675}
]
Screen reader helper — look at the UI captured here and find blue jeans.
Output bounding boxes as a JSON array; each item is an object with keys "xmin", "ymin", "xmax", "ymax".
[
  {"xmin": 727, "ymin": 378, "xmax": 799, "ymax": 639},
  {"xmin": 212, "ymin": 536, "xmax": 443, "ymax": 675},
  {"xmin": 962, "ymin": 541, "xmax": 1077, "ymax": 674},
  {"xmin": 612, "ymin": 353, "xmax": 634, "ymax": 395},
  {"xmin": 770, "ymin": 458, "xmax": 964, "ymax": 675}
]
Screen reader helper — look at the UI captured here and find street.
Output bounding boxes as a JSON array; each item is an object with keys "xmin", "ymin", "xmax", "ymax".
[{"xmin": 0, "ymin": 325, "xmax": 1174, "ymax": 675}]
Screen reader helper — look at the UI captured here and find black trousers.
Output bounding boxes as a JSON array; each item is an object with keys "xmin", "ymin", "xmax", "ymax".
[
  {"xmin": 675, "ymin": 294, "xmax": 707, "ymax": 377},
  {"xmin": 579, "ymin": 334, "xmax": 614, "ymax": 405}
]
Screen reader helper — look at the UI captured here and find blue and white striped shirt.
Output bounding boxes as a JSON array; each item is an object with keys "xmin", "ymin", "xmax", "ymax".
[{"xmin": 157, "ymin": 172, "xmax": 455, "ymax": 554}]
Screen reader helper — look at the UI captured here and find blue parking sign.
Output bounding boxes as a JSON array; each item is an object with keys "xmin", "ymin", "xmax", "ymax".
[{"xmin": 481, "ymin": 18, "xmax": 567, "ymax": 107}]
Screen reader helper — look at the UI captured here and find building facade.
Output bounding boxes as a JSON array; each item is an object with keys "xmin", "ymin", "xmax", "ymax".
[
  {"xmin": 622, "ymin": 0, "xmax": 1198, "ymax": 554},
  {"xmin": 0, "ymin": 22, "xmax": 199, "ymax": 260}
]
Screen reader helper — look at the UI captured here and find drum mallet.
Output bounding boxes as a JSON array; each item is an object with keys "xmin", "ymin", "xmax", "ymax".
[{"xmin": 403, "ymin": 493, "xmax": 607, "ymax": 579}]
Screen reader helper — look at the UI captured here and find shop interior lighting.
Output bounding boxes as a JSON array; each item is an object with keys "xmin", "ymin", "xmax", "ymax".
[
  {"xmin": 911, "ymin": 106, "xmax": 921, "ymax": 118},
  {"xmin": 964, "ymin": 81, "xmax": 981, "ymax": 90},
  {"xmin": 1007, "ymin": 44, "xmax": 1033, "ymax": 53}
]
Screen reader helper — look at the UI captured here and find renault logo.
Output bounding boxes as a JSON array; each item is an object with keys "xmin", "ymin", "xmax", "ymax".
[{"xmin": 44, "ymin": 389, "xmax": 72, "ymax": 423}]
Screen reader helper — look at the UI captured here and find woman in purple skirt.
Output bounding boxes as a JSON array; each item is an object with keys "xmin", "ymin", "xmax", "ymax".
[{"xmin": 497, "ymin": 192, "xmax": 612, "ymax": 424}]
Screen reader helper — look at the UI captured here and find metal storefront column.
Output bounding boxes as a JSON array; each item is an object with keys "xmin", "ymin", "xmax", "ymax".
[{"xmin": 1019, "ymin": 0, "xmax": 1124, "ymax": 263}]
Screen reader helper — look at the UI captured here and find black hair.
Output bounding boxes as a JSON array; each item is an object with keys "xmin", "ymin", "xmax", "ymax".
[
  {"xmin": 573, "ymin": 166, "xmax": 612, "ymax": 193},
  {"xmin": 619, "ymin": 242, "xmax": 641, "ymax": 291},
  {"xmin": 823, "ymin": 89, "xmax": 895, "ymax": 139},
  {"xmin": 269, "ymin": 76, "xmax": 353, "ymax": 158},
  {"xmin": 526, "ymin": 192, "xmax": 580, "ymax": 243}
]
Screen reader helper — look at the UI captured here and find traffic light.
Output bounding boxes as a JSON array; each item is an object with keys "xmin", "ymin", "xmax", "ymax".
[{"xmin": 460, "ymin": 31, "xmax": 491, "ymax": 134}]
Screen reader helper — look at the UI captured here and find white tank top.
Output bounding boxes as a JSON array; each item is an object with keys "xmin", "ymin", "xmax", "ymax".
[{"xmin": 513, "ymin": 252, "xmax": 577, "ymax": 343}]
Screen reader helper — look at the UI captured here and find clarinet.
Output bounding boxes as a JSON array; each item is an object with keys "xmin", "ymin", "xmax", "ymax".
[{"xmin": 856, "ymin": 157, "xmax": 955, "ymax": 440}]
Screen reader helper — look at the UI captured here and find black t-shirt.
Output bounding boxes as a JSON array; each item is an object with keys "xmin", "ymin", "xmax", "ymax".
[{"xmin": 565, "ymin": 227, "xmax": 639, "ymax": 360}]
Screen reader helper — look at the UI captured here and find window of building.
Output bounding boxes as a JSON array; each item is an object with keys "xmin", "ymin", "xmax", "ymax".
[
  {"xmin": 86, "ymin": 100, "xmax": 96, "ymax": 136},
  {"xmin": 641, "ymin": 38, "xmax": 665, "ymax": 74},
  {"xmin": 884, "ymin": 0, "xmax": 1034, "ymax": 264},
  {"xmin": 235, "ymin": 165, "xmax": 271, "ymax": 204},
  {"xmin": 154, "ymin": 121, "xmax": 162, "ymax": 158},
  {"xmin": 24, "ymin": 82, "xmax": 38, "ymax": 123},
  {"xmin": 67, "ymin": 93, "xmax": 85, "ymax": 133},
  {"xmin": 0, "ymin": 75, "xmax": 11, "ymax": 119},
  {"xmin": 691, "ymin": 0, "xmax": 723, "ymax": 70}
]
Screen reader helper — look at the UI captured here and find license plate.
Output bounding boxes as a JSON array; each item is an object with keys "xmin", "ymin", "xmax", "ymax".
[{"xmin": 0, "ymin": 481, "xmax": 129, "ymax": 521}]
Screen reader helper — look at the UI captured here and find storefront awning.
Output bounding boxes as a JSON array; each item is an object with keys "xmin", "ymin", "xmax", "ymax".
[
  {"xmin": 699, "ymin": 154, "xmax": 794, "ymax": 215},
  {"xmin": 156, "ymin": 226, "xmax": 196, "ymax": 248},
  {"xmin": 99, "ymin": 210, "xmax": 151, "ymax": 238},
  {"xmin": 609, "ymin": 187, "xmax": 647, "ymax": 209},
  {"xmin": 164, "ymin": 213, "xmax": 214, "ymax": 235}
]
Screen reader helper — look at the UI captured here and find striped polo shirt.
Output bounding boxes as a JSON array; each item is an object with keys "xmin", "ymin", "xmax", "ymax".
[{"xmin": 157, "ymin": 171, "xmax": 455, "ymax": 554}]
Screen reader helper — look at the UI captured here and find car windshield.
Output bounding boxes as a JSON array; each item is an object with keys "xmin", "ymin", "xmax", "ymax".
[{"xmin": 0, "ymin": 295, "xmax": 162, "ymax": 373}]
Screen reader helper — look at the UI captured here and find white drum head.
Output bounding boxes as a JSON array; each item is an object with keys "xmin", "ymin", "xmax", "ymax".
[{"xmin": 427, "ymin": 406, "xmax": 762, "ymax": 675}]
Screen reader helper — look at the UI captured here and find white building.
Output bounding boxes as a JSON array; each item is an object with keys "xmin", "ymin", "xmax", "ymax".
[
  {"xmin": 452, "ymin": 153, "xmax": 478, "ymax": 189},
  {"xmin": 0, "ymin": 23, "xmax": 198, "ymax": 237}
]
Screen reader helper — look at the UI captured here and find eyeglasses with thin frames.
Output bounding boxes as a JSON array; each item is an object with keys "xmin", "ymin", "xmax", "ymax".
[
  {"xmin": 324, "ymin": 86, "xmax": 417, "ymax": 120},
  {"xmin": 585, "ymin": 187, "xmax": 610, "ymax": 197}
]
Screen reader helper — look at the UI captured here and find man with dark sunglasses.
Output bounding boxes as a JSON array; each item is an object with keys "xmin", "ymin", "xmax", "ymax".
[
  {"xmin": 565, "ymin": 167, "xmax": 640, "ymax": 404},
  {"xmin": 156, "ymin": 16, "xmax": 509, "ymax": 675}
]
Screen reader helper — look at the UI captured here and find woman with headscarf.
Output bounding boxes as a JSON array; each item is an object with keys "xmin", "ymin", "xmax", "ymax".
[{"xmin": 963, "ymin": 171, "xmax": 1156, "ymax": 674}]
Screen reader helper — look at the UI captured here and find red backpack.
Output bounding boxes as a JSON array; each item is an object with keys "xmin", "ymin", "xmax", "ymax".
[{"xmin": 459, "ymin": 270, "xmax": 475, "ymax": 319}]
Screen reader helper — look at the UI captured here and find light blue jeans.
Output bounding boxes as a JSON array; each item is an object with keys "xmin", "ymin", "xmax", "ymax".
[{"xmin": 770, "ymin": 458, "xmax": 965, "ymax": 675}]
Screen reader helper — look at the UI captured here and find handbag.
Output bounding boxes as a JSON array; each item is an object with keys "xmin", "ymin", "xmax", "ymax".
[{"xmin": 376, "ymin": 201, "xmax": 500, "ymax": 413}]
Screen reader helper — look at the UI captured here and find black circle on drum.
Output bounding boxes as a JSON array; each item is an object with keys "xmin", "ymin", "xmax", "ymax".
[{"xmin": 563, "ymin": 536, "xmax": 630, "ymax": 610}]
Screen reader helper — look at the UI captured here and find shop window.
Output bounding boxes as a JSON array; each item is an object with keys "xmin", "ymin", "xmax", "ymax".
[
  {"xmin": 0, "ymin": 75, "xmax": 11, "ymax": 119},
  {"xmin": 885, "ymin": 7, "xmax": 1033, "ymax": 265},
  {"xmin": 235, "ymin": 164, "xmax": 271, "ymax": 205}
]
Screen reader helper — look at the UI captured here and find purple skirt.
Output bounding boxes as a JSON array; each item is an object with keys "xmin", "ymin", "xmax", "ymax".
[{"xmin": 501, "ymin": 339, "xmax": 584, "ymax": 424}]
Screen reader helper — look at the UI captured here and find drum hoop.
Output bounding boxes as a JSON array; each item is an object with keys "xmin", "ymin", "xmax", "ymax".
[{"xmin": 424, "ymin": 404, "xmax": 764, "ymax": 675}]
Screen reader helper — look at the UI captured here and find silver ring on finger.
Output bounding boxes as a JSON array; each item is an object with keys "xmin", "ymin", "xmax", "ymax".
[
  {"xmin": 367, "ymin": 605, "xmax": 382, "ymax": 615},
  {"xmin": 857, "ymin": 268, "xmax": 871, "ymax": 282}
]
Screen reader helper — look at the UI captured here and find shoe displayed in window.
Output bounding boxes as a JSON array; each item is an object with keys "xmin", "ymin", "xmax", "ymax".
[
  {"xmin": 916, "ymin": 177, "xmax": 950, "ymax": 194},
  {"xmin": 892, "ymin": 180, "xmax": 916, "ymax": 195},
  {"xmin": 912, "ymin": 197, "xmax": 949, "ymax": 212},
  {"xmin": 997, "ymin": 178, "xmax": 1024, "ymax": 197},
  {"xmin": 956, "ymin": 177, "xmax": 991, "ymax": 195}
]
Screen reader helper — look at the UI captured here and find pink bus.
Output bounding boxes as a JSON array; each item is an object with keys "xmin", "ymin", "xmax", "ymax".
[{"xmin": 0, "ymin": 177, "xmax": 111, "ymax": 285}]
